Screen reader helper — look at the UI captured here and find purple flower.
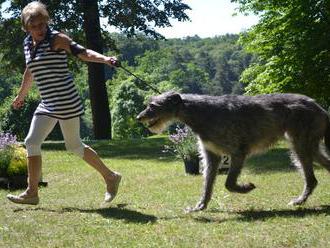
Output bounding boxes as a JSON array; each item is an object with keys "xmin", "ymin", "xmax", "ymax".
[
  {"xmin": 0, "ymin": 132, "xmax": 18, "ymax": 150},
  {"xmin": 165, "ymin": 125, "xmax": 198, "ymax": 160}
]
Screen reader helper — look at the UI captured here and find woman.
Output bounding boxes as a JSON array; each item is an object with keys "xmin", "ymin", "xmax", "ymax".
[{"xmin": 7, "ymin": 1, "xmax": 121, "ymax": 205}]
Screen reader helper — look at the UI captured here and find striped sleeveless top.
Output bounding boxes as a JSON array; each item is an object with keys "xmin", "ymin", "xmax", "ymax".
[{"xmin": 24, "ymin": 28, "xmax": 84, "ymax": 120}]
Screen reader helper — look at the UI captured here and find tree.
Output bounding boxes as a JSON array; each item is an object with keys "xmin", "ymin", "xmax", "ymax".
[
  {"xmin": 232, "ymin": 0, "xmax": 330, "ymax": 106},
  {"xmin": 80, "ymin": 0, "xmax": 111, "ymax": 139},
  {"xmin": 111, "ymin": 81, "xmax": 145, "ymax": 139},
  {"xmin": 0, "ymin": 0, "xmax": 191, "ymax": 138}
]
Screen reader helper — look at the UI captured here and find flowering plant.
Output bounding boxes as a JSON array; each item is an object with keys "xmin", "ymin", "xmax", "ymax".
[
  {"xmin": 0, "ymin": 132, "xmax": 27, "ymax": 177},
  {"xmin": 0, "ymin": 132, "xmax": 18, "ymax": 150},
  {"xmin": 164, "ymin": 125, "xmax": 199, "ymax": 160}
]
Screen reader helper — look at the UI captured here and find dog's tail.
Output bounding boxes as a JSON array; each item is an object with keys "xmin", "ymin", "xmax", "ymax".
[{"xmin": 324, "ymin": 116, "xmax": 330, "ymax": 152}]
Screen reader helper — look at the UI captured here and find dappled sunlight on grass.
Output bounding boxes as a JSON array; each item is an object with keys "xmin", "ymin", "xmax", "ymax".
[{"xmin": 1, "ymin": 137, "xmax": 330, "ymax": 247}]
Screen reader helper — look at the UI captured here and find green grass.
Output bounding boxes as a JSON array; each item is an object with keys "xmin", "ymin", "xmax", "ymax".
[{"xmin": 1, "ymin": 137, "xmax": 330, "ymax": 247}]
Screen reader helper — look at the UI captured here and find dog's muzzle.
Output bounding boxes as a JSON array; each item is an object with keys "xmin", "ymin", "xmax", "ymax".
[{"xmin": 136, "ymin": 114, "xmax": 158, "ymax": 128}]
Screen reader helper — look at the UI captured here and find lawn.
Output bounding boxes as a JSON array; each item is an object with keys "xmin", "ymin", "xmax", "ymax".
[{"xmin": 1, "ymin": 136, "xmax": 330, "ymax": 247}]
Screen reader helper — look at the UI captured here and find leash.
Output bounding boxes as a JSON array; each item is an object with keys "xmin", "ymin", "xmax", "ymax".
[{"xmin": 117, "ymin": 64, "xmax": 162, "ymax": 94}]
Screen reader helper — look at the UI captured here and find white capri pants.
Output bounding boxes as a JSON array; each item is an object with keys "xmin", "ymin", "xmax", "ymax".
[{"xmin": 24, "ymin": 115, "xmax": 88, "ymax": 158}]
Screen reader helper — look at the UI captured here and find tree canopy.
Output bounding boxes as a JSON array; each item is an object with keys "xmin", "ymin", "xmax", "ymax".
[
  {"xmin": 233, "ymin": 0, "xmax": 330, "ymax": 106},
  {"xmin": 0, "ymin": 0, "xmax": 191, "ymax": 74}
]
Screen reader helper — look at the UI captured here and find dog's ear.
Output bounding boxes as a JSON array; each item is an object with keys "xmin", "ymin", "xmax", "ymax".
[{"xmin": 169, "ymin": 93, "xmax": 182, "ymax": 105}]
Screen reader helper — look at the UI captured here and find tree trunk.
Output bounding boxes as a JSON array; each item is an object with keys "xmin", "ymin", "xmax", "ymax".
[{"xmin": 80, "ymin": 0, "xmax": 112, "ymax": 139}]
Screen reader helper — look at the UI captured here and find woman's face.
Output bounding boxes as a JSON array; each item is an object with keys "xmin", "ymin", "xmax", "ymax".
[{"xmin": 27, "ymin": 17, "xmax": 47, "ymax": 43}]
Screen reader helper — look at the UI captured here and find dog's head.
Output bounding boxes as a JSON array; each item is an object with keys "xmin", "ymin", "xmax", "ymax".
[{"xmin": 137, "ymin": 91, "xmax": 183, "ymax": 134}]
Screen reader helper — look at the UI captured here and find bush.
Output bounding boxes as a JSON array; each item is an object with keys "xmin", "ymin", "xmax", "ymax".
[
  {"xmin": 7, "ymin": 146, "xmax": 27, "ymax": 177},
  {"xmin": 112, "ymin": 82, "xmax": 146, "ymax": 139},
  {"xmin": 0, "ymin": 92, "xmax": 39, "ymax": 141},
  {"xmin": 0, "ymin": 147, "xmax": 13, "ymax": 177}
]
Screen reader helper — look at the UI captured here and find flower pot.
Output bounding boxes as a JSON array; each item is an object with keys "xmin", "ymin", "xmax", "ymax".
[
  {"xmin": 8, "ymin": 175, "xmax": 28, "ymax": 189},
  {"xmin": 184, "ymin": 156, "xmax": 200, "ymax": 175}
]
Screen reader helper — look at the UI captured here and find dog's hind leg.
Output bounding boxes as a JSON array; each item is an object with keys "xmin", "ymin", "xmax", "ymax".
[
  {"xmin": 225, "ymin": 152, "xmax": 256, "ymax": 193},
  {"xmin": 289, "ymin": 141, "xmax": 318, "ymax": 205},
  {"xmin": 186, "ymin": 150, "xmax": 220, "ymax": 213}
]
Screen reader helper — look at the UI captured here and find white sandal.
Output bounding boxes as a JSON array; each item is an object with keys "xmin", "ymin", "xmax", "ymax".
[
  {"xmin": 104, "ymin": 173, "xmax": 122, "ymax": 203},
  {"xmin": 7, "ymin": 194, "xmax": 39, "ymax": 205}
]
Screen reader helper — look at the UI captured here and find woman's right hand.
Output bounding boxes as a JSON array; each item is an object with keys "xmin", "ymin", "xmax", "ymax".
[
  {"xmin": 12, "ymin": 96, "xmax": 24, "ymax": 109},
  {"xmin": 107, "ymin": 56, "xmax": 121, "ymax": 67}
]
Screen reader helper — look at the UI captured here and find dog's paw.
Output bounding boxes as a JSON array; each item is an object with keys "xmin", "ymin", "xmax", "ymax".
[
  {"xmin": 242, "ymin": 182, "xmax": 256, "ymax": 193},
  {"xmin": 184, "ymin": 202, "xmax": 206, "ymax": 213},
  {"xmin": 234, "ymin": 182, "xmax": 256, "ymax": 193},
  {"xmin": 226, "ymin": 182, "xmax": 256, "ymax": 193},
  {"xmin": 236, "ymin": 182, "xmax": 256, "ymax": 193}
]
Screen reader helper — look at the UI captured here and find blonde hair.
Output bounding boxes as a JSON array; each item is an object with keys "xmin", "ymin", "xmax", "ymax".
[{"xmin": 21, "ymin": 1, "xmax": 50, "ymax": 31}]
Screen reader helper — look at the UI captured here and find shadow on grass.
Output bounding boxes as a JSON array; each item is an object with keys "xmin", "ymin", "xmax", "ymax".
[
  {"xmin": 234, "ymin": 205, "xmax": 330, "ymax": 221},
  {"xmin": 13, "ymin": 204, "xmax": 157, "ymax": 224},
  {"xmin": 41, "ymin": 137, "xmax": 175, "ymax": 161},
  {"xmin": 193, "ymin": 205, "xmax": 330, "ymax": 223},
  {"xmin": 62, "ymin": 205, "xmax": 157, "ymax": 224}
]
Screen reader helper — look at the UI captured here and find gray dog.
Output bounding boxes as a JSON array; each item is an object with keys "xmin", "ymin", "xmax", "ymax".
[{"xmin": 137, "ymin": 91, "xmax": 330, "ymax": 212}]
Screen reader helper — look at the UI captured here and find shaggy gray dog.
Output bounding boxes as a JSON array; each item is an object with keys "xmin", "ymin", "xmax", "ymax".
[{"xmin": 137, "ymin": 92, "xmax": 330, "ymax": 212}]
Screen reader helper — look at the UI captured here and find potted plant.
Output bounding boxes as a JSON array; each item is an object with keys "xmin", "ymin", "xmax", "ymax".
[
  {"xmin": 0, "ymin": 133, "xmax": 28, "ymax": 188},
  {"xmin": 164, "ymin": 125, "xmax": 200, "ymax": 175}
]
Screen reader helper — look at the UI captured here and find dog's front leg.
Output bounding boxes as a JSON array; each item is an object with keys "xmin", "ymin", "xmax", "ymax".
[
  {"xmin": 185, "ymin": 150, "xmax": 220, "ymax": 213},
  {"xmin": 225, "ymin": 153, "xmax": 256, "ymax": 193}
]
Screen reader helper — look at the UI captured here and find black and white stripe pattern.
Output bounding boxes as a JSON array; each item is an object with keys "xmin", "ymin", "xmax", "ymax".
[{"xmin": 24, "ymin": 28, "xmax": 84, "ymax": 120}]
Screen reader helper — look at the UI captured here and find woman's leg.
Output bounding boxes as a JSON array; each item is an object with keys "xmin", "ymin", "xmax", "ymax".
[
  {"xmin": 59, "ymin": 117, "xmax": 121, "ymax": 202},
  {"xmin": 7, "ymin": 115, "xmax": 57, "ymax": 204},
  {"xmin": 26, "ymin": 155, "xmax": 42, "ymax": 197},
  {"xmin": 83, "ymin": 147, "xmax": 121, "ymax": 202}
]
